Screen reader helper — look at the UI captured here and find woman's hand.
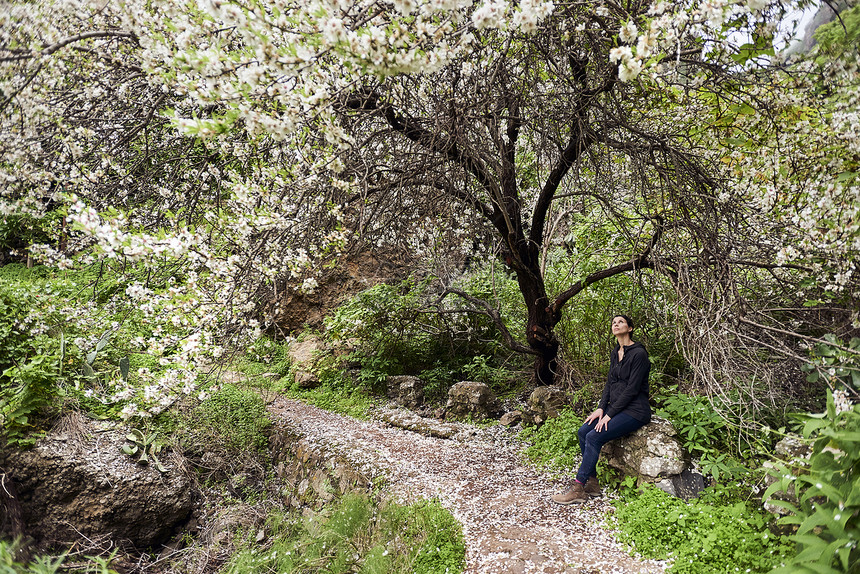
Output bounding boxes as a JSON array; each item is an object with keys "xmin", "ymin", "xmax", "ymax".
[
  {"xmin": 595, "ymin": 414, "xmax": 612, "ymax": 432},
  {"xmin": 584, "ymin": 408, "xmax": 604, "ymax": 425}
]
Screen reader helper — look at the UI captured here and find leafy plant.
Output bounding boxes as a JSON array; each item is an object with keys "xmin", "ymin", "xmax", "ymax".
[
  {"xmin": 0, "ymin": 539, "xmax": 118, "ymax": 574},
  {"xmin": 223, "ymin": 492, "xmax": 465, "ymax": 574},
  {"xmin": 655, "ymin": 389, "xmax": 750, "ymax": 481},
  {"xmin": 764, "ymin": 390, "xmax": 860, "ymax": 574},
  {"xmin": 196, "ymin": 384, "xmax": 272, "ymax": 452},
  {"xmin": 801, "ymin": 334, "xmax": 860, "ymax": 393},
  {"xmin": 613, "ymin": 485, "xmax": 794, "ymax": 574},
  {"xmin": 122, "ymin": 428, "xmax": 167, "ymax": 472},
  {"xmin": 519, "ymin": 408, "xmax": 583, "ymax": 471},
  {"xmin": 323, "ymin": 276, "xmax": 524, "ymax": 398},
  {"xmin": 281, "ymin": 384, "xmax": 379, "ymax": 420}
]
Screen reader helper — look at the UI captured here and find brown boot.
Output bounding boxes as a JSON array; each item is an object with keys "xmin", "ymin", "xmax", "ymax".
[
  {"xmin": 551, "ymin": 480, "xmax": 588, "ymax": 505},
  {"xmin": 584, "ymin": 477, "xmax": 602, "ymax": 498}
]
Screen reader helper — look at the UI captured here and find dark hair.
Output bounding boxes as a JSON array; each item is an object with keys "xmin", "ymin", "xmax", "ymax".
[{"xmin": 613, "ymin": 314, "xmax": 635, "ymax": 330}]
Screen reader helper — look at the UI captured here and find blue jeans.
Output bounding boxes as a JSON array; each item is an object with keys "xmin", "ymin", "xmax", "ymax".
[{"xmin": 576, "ymin": 412, "xmax": 647, "ymax": 483}]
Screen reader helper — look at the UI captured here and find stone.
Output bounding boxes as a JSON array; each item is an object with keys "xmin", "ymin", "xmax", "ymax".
[
  {"xmin": 0, "ymin": 418, "xmax": 193, "ymax": 548},
  {"xmin": 655, "ymin": 469, "xmax": 706, "ymax": 500},
  {"xmin": 774, "ymin": 435, "xmax": 812, "ymax": 460},
  {"xmin": 603, "ymin": 416, "xmax": 687, "ymax": 479},
  {"xmin": 268, "ymin": 425, "xmax": 371, "ymax": 509},
  {"xmin": 446, "ymin": 381, "xmax": 504, "ymax": 419},
  {"xmin": 762, "ymin": 434, "xmax": 812, "ymax": 516},
  {"xmin": 288, "ymin": 336, "xmax": 326, "ymax": 370},
  {"xmin": 386, "ymin": 375, "xmax": 425, "ymax": 409},
  {"xmin": 500, "ymin": 411, "xmax": 523, "ymax": 426},
  {"xmin": 521, "ymin": 386, "xmax": 568, "ymax": 426},
  {"xmin": 294, "ymin": 369, "xmax": 321, "ymax": 389},
  {"xmin": 204, "ymin": 505, "xmax": 264, "ymax": 547},
  {"xmin": 378, "ymin": 408, "xmax": 465, "ymax": 439}
]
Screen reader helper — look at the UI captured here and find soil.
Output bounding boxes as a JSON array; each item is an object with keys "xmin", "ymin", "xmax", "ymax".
[{"xmin": 268, "ymin": 397, "xmax": 667, "ymax": 574}]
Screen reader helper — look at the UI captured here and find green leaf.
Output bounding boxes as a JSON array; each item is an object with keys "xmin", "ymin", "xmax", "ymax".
[
  {"xmin": 82, "ymin": 362, "xmax": 96, "ymax": 378},
  {"xmin": 119, "ymin": 356, "xmax": 130, "ymax": 381},
  {"xmin": 95, "ymin": 333, "xmax": 110, "ymax": 352}
]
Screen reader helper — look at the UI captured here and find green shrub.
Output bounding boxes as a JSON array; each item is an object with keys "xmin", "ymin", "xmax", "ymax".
[
  {"xmin": 655, "ymin": 389, "xmax": 749, "ymax": 481},
  {"xmin": 764, "ymin": 391, "xmax": 860, "ymax": 574},
  {"xmin": 241, "ymin": 337, "xmax": 292, "ymax": 378},
  {"xmin": 519, "ymin": 408, "xmax": 583, "ymax": 471},
  {"xmin": 222, "ymin": 493, "xmax": 465, "ymax": 574},
  {"xmin": 0, "ymin": 268, "xmax": 68, "ymax": 446},
  {"xmin": 613, "ymin": 485, "xmax": 794, "ymax": 574},
  {"xmin": 196, "ymin": 384, "xmax": 272, "ymax": 451}
]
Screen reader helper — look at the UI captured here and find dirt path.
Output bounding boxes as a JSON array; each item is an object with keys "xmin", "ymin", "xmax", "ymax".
[{"xmin": 268, "ymin": 397, "xmax": 666, "ymax": 574}]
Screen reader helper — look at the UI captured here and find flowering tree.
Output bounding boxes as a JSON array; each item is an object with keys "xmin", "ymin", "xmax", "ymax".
[{"xmin": 2, "ymin": 0, "xmax": 858, "ymax": 399}]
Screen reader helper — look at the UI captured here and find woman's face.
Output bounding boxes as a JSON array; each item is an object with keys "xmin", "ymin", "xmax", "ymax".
[{"xmin": 611, "ymin": 316, "xmax": 633, "ymax": 337}]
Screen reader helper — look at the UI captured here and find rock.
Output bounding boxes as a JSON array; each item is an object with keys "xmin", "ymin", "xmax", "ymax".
[
  {"xmin": 521, "ymin": 386, "xmax": 568, "ymax": 426},
  {"xmin": 378, "ymin": 408, "xmax": 466, "ymax": 439},
  {"xmin": 269, "ymin": 427, "xmax": 371, "ymax": 509},
  {"xmin": 774, "ymin": 435, "xmax": 812, "ymax": 460},
  {"xmin": 500, "ymin": 411, "xmax": 522, "ymax": 426},
  {"xmin": 603, "ymin": 416, "xmax": 687, "ymax": 480},
  {"xmin": 294, "ymin": 370, "xmax": 321, "ymax": 389},
  {"xmin": 762, "ymin": 434, "xmax": 811, "ymax": 516},
  {"xmin": 654, "ymin": 469, "xmax": 706, "ymax": 500},
  {"xmin": 289, "ymin": 336, "xmax": 326, "ymax": 369},
  {"xmin": 264, "ymin": 251, "xmax": 410, "ymax": 333},
  {"xmin": 289, "ymin": 337, "xmax": 326, "ymax": 389},
  {"xmin": 202, "ymin": 504, "xmax": 264, "ymax": 547},
  {"xmin": 446, "ymin": 381, "xmax": 504, "ymax": 419},
  {"xmin": 386, "ymin": 375, "xmax": 425, "ymax": 409},
  {"xmin": 0, "ymin": 419, "xmax": 193, "ymax": 548}
]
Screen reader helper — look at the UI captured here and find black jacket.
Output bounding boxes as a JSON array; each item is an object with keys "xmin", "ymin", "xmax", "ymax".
[{"xmin": 598, "ymin": 342, "xmax": 651, "ymax": 422}]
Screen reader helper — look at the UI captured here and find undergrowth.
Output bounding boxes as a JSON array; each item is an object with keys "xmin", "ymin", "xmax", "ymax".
[
  {"xmin": 280, "ymin": 383, "xmax": 380, "ymax": 419},
  {"xmin": 519, "ymin": 407, "xmax": 582, "ymax": 471},
  {"xmin": 222, "ymin": 492, "xmax": 465, "ymax": 574},
  {"xmin": 195, "ymin": 383, "xmax": 272, "ymax": 451},
  {"xmin": 0, "ymin": 539, "xmax": 117, "ymax": 574},
  {"xmin": 612, "ymin": 485, "xmax": 794, "ymax": 574}
]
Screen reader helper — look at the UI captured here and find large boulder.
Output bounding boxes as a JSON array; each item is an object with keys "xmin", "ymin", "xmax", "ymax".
[
  {"xmin": 446, "ymin": 381, "xmax": 504, "ymax": 419},
  {"xmin": 0, "ymin": 417, "xmax": 193, "ymax": 548},
  {"xmin": 521, "ymin": 386, "xmax": 569, "ymax": 426},
  {"xmin": 603, "ymin": 416, "xmax": 692, "ymax": 491},
  {"xmin": 386, "ymin": 375, "xmax": 425, "ymax": 409},
  {"xmin": 289, "ymin": 336, "xmax": 326, "ymax": 389}
]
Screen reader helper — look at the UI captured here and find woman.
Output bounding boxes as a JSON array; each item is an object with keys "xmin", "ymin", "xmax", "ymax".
[{"xmin": 551, "ymin": 314, "xmax": 651, "ymax": 505}]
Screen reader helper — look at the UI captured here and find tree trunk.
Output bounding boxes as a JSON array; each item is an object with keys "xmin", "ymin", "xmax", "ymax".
[{"xmin": 514, "ymin": 258, "xmax": 561, "ymax": 386}]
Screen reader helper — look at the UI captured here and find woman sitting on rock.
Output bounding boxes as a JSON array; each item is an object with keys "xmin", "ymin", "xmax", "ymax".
[{"xmin": 551, "ymin": 314, "xmax": 651, "ymax": 505}]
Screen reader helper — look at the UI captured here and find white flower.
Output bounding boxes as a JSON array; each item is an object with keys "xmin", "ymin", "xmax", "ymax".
[
  {"xmin": 833, "ymin": 389, "xmax": 851, "ymax": 415},
  {"xmin": 619, "ymin": 21, "xmax": 638, "ymax": 43},
  {"xmin": 301, "ymin": 277, "xmax": 319, "ymax": 294},
  {"xmin": 120, "ymin": 403, "xmax": 139, "ymax": 420},
  {"xmin": 618, "ymin": 58, "xmax": 643, "ymax": 81},
  {"xmin": 610, "ymin": 46, "xmax": 633, "ymax": 64}
]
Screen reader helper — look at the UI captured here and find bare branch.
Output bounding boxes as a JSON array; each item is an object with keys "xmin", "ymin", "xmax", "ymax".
[
  {"xmin": 441, "ymin": 288, "xmax": 538, "ymax": 355},
  {"xmin": 551, "ymin": 216, "xmax": 664, "ymax": 313}
]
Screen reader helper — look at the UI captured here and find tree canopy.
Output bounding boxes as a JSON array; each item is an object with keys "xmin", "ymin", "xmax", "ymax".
[{"xmin": 1, "ymin": 0, "xmax": 858, "ymax": 415}]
